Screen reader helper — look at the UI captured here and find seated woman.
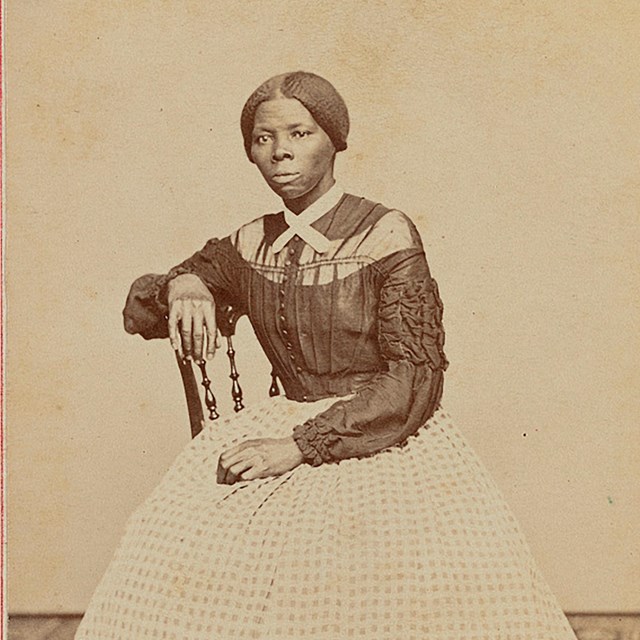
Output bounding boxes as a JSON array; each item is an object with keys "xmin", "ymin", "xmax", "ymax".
[{"xmin": 76, "ymin": 71, "xmax": 577, "ymax": 639}]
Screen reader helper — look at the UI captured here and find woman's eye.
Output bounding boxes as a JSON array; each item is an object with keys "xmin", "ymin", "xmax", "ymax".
[{"xmin": 255, "ymin": 135, "xmax": 271, "ymax": 144}]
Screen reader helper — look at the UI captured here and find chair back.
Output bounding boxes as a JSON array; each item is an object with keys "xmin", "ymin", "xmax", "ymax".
[{"xmin": 176, "ymin": 301, "xmax": 245, "ymax": 438}]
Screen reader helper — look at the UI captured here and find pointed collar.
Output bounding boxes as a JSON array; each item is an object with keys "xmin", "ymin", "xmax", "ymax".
[{"xmin": 272, "ymin": 183, "xmax": 344, "ymax": 254}]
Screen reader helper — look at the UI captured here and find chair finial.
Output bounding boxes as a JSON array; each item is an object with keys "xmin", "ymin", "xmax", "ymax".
[{"xmin": 269, "ymin": 370, "xmax": 281, "ymax": 397}]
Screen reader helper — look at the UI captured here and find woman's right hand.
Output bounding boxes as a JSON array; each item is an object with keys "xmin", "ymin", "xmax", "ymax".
[{"xmin": 167, "ymin": 274, "xmax": 218, "ymax": 361}]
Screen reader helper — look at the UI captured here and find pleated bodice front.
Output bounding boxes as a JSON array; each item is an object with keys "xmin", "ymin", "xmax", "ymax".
[{"xmin": 123, "ymin": 193, "xmax": 448, "ymax": 465}]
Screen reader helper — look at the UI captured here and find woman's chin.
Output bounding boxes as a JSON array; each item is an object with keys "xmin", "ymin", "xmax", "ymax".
[{"xmin": 270, "ymin": 182, "xmax": 305, "ymax": 201}]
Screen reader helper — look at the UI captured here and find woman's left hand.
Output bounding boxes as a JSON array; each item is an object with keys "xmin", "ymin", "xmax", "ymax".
[{"xmin": 217, "ymin": 436, "xmax": 304, "ymax": 485}]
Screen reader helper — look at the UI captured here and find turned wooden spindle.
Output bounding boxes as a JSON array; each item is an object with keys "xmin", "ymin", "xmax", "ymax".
[
  {"xmin": 196, "ymin": 360, "xmax": 219, "ymax": 421},
  {"xmin": 226, "ymin": 336, "xmax": 244, "ymax": 413}
]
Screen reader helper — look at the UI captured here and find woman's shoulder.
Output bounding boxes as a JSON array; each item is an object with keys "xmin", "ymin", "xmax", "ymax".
[
  {"xmin": 342, "ymin": 193, "xmax": 425, "ymax": 260},
  {"xmin": 226, "ymin": 210, "xmax": 285, "ymax": 264},
  {"xmin": 368, "ymin": 207, "xmax": 423, "ymax": 247}
]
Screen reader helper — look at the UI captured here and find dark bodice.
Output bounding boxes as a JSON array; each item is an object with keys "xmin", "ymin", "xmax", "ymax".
[{"xmin": 123, "ymin": 194, "xmax": 447, "ymax": 466}]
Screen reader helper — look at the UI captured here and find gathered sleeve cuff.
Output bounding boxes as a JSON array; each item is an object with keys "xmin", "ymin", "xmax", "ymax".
[
  {"xmin": 122, "ymin": 236, "xmax": 244, "ymax": 340},
  {"xmin": 292, "ymin": 248, "xmax": 448, "ymax": 466}
]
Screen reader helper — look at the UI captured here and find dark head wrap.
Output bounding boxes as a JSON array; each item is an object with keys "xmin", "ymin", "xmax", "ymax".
[{"xmin": 241, "ymin": 71, "xmax": 349, "ymax": 161}]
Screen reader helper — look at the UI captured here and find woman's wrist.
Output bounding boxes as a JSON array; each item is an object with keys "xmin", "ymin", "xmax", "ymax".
[
  {"xmin": 167, "ymin": 273, "xmax": 213, "ymax": 304},
  {"xmin": 284, "ymin": 435, "xmax": 305, "ymax": 467}
]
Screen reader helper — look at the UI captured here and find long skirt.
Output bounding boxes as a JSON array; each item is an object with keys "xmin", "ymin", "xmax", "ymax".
[{"xmin": 75, "ymin": 395, "xmax": 577, "ymax": 640}]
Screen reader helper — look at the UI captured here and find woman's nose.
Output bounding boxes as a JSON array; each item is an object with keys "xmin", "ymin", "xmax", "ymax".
[{"xmin": 272, "ymin": 140, "xmax": 293, "ymax": 162}]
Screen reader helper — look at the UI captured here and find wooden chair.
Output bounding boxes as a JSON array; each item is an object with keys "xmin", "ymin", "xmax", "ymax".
[{"xmin": 175, "ymin": 301, "xmax": 245, "ymax": 438}]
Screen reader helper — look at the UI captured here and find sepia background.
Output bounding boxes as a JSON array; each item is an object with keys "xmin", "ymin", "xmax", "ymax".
[{"xmin": 6, "ymin": 0, "xmax": 639, "ymax": 614}]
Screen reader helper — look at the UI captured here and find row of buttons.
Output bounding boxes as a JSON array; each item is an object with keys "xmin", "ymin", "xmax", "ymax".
[{"xmin": 279, "ymin": 239, "xmax": 304, "ymax": 377}]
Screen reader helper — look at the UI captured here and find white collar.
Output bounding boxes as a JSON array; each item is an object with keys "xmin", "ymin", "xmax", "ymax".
[{"xmin": 272, "ymin": 184, "xmax": 344, "ymax": 254}]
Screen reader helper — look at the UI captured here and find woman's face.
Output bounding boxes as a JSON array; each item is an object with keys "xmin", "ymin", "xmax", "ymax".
[{"xmin": 250, "ymin": 98, "xmax": 336, "ymax": 211}]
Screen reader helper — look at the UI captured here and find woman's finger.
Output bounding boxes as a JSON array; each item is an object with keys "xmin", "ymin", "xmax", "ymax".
[
  {"xmin": 191, "ymin": 305, "xmax": 205, "ymax": 362},
  {"xmin": 217, "ymin": 452, "xmax": 257, "ymax": 485},
  {"xmin": 180, "ymin": 308, "xmax": 194, "ymax": 358},
  {"xmin": 239, "ymin": 465, "xmax": 266, "ymax": 481},
  {"xmin": 202, "ymin": 303, "xmax": 218, "ymax": 360},
  {"xmin": 220, "ymin": 440, "xmax": 259, "ymax": 464},
  {"xmin": 216, "ymin": 457, "xmax": 229, "ymax": 484},
  {"xmin": 220, "ymin": 447, "xmax": 258, "ymax": 472},
  {"xmin": 228, "ymin": 455, "xmax": 263, "ymax": 479},
  {"xmin": 168, "ymin": 302, "xmax": 183, "ymax": 358},
  {"xmin": 216, "ymin": 456, "xmax": 241, "ymax": 485}
]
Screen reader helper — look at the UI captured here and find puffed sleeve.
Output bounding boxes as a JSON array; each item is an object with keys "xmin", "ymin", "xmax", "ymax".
[
  {"xmin": 122, "ymin": 236, "xmax": 244, "ymax": 340},
  {"xmin": 292, "ymin": 247, "xmax": 448, "ymax": 466}
]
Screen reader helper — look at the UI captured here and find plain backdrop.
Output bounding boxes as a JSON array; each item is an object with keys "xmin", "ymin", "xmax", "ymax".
[{"xmin": 6, "ymin": 0, "xmax": 640, "ymax": 613}]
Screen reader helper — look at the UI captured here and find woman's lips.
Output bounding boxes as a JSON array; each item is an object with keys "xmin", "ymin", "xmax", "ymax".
[{"xmin": 271, "ymin": 172, "xmax": 300, "ymax": 184}]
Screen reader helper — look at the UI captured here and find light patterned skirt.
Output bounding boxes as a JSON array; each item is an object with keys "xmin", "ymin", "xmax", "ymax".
[{"xmin": 76, "ymin": 396, "xmax": 576, "ymax": 640}]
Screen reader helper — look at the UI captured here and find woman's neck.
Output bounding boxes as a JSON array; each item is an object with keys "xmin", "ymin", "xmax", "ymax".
[{"xmin": 284, "ymin": 176, "xmax": 336, "ymax": 215}]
